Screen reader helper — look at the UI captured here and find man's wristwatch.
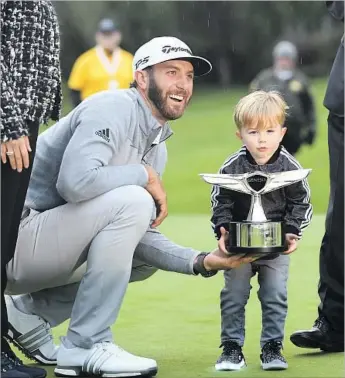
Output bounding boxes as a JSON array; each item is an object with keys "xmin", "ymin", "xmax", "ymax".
[{"xmin": 193, "ymin": 252, "xmax": 218, "ymax": 278}]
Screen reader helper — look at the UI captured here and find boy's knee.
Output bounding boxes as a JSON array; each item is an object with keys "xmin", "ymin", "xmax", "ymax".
[{"xmin": 258, "ymin": 284, "xmax": 287, "ymax": 304}]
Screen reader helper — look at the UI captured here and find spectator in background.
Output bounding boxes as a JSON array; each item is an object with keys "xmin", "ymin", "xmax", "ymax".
[
  {"xmin": 250, "ymin": 41, "xmax": 317, "ymax": 156},
  {"xmin": 68, "ymin": 18, "xmax": 133, "ymax": 107},
  {"xmin": 290, "ymin": 0, "xmax": 344, "ymax": 353}
]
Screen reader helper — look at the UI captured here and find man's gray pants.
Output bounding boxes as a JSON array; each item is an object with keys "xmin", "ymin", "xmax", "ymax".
[
  {"xmin": 6, "ymin": 185, "xmax": 198, "ymax": 349},
  {"xmin": 220, "ymin": 255, "xmax": 290, "ymax": 348}
]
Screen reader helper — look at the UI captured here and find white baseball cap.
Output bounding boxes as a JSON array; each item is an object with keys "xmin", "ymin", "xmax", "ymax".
[{"xmin": 133, "ymin": 36, "xmax": 212, "ymax": 77}]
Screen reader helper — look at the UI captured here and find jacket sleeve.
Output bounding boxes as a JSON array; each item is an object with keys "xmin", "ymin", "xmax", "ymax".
[
  {"xmin": 0, "ymin": 2, "xmax": 28, "ymax": 142},
  {"xmin": 210, "ymin": 186, "xmax": 235, "ymax": 240},
  {"xmin": 135, "ymin": 227, "xmax": 200, "ymax": 275},
  {"xmin": 249, "ymin": 70, "xmax": 269, "ymax": 92},
  {"xmin": 249, "ymin": 72, "xmax": 263, "ymax": 92},
  {"xmin": 284, "ymin": 178, "xmax": 313, "ymax": 238},
  {"xmin": 210, "ymin": 158, "xmax": 237, "ymax": 239},
  {"xmin": 299, "ymin": 80, "xmax": 317, "ymax": 142},
  {"xmin": 56, "ymin": 95, "xmax": 148, "ymax": 203}
]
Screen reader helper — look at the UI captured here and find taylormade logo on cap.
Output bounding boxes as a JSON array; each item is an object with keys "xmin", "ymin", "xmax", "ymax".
[
  {"xmin": 133, "ymin": 36, "xmax": 212, "ymax": 77},
  {"xmin": 161, "ymin": 45, "xmax": 192, "ymax": 55}
]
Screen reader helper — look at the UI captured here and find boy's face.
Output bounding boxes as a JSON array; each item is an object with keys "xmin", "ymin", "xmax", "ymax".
[{"xmin": 236, "ymin": 124, "xmax": 287, "ymax": 165}]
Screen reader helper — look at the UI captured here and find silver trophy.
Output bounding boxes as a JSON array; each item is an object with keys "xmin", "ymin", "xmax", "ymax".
[{"xmin": 200, "ymin": 169, "xmax": 311, "ymax": 256}]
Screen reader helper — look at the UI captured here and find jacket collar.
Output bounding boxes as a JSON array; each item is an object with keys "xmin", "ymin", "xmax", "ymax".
[
  {"xmin": 245, "ymin": 145, "xmax": 281, "ymax": 165},
  {"xmin": 128, "ymin": 88, "xmax": 173, "ymax": 143}
]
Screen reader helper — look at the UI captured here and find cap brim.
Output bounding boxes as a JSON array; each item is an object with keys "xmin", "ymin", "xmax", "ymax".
[
  {"xmin": 172, "ymin": 55, "xmax": 212, "ymax": 77},
  {"xmin": 185, "ymin": 56, "xmax": 212, "ymax": 77}
]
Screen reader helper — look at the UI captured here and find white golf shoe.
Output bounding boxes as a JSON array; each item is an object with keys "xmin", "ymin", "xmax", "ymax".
[
  {"xmin": 5, "ymin": 295, "xmax": 58, "ymax": 365},
  {"xmin": 54, "ymin": 341, "xmax": 158, "ymax": 377}
]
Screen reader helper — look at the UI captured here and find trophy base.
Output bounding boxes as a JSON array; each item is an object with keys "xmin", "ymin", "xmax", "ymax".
[
  {"xmin": 228, "ymin": 221, "xmax": 286, "ymax": 257},
  {"xmin": 228, "ymin": 246, "xmax": 285, "ymax": 254}
]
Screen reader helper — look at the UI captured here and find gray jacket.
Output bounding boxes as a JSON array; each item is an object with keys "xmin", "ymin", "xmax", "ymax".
[
  {"xmin": 24, "ymin": 88, "xmax": 200, "ymax": 275},
  {"xmin": 25, "ymin": 88, "xmax": 172, "ymax": 211}
]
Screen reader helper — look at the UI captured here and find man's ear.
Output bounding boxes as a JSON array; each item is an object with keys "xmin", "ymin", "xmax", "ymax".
[
  {"xmin": 134, "ymin": 70, "xmax": 149, "ymax": 90},
  {"xmin": 236, "ymin": 130, "xmax": 242, "ymax": 141}
]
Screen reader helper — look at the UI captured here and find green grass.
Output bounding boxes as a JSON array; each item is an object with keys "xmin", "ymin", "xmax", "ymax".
[
  {"xmin": 42, "ymin": 78, "xmax": 330, "ymax": 215},
  {"xmin": 17, "ymin": 214, "xmax": 343, "ymax": 378}
]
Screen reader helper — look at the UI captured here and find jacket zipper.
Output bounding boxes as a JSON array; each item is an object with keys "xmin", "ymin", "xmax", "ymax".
[{"xmin": 142, "ymin": 130, "xmax": 173, "ymax": 162}]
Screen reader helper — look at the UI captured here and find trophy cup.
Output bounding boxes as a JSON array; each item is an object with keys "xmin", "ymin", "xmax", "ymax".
[{"xmin": 200, "ymin": 169, "xmax": 311, "ymax": 256}]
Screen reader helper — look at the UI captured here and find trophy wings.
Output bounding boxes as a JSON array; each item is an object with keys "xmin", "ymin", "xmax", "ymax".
[
  {"xmin": 261, "ymin": 169, "xmax": 311, "ymax": 194},
  {"xmin": 199, "ymin": 173, "xmax": 252, "ymax": 195},
  {"xmin": 199, "ymin": 169, "xmax": 311, "ymax": 195}
]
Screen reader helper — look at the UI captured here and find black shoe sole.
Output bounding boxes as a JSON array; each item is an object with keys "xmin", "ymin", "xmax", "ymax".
[
  {"xmin": 290, "ymin": 334, "xmax": 321, "ymax": 349},
  {"xmin": 290, "ymin": 334, "xmax": 344, "ymax": 352}
]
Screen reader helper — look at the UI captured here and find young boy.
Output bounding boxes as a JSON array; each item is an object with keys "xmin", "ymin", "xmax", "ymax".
[{"xmin": 211, "ymin": 90, "xmax": 313, "ymax": 371}]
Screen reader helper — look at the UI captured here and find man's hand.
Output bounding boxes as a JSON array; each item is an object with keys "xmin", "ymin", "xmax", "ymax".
[
  {"xmin": 144, "ymin": 165, "xmax": 168, "ymax": 228},
  {"xmin": 203, "ymin": 248, "xmax": 255, "ymax": 271},
  {"xmin": 283, "ymin": 233, "xmax": 299, "ymax": 254},
  {"xmin": 1, "ymin": 136, "xmax": 31, "ymax": 172},
  {"xmin": 304, "ymin": 129, "xmax": 316, "ymax": 145}
]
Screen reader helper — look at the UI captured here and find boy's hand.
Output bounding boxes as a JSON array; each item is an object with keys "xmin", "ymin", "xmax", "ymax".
[
  {"xmin": 284, "ymin": 233, "xmax": 299, "ymax": 254},
  {"xmin": 211, "ymin": 226, "xmax": 257, "ymax": 268},
  {"xmin": 218, "ymin": 226, "xmax": 230, "ymax": 255}
]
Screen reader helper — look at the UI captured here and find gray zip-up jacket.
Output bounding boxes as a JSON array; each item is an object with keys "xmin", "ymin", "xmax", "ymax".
[
  {"xmin": 24, "ymin": 88, "xmax": 200, "ymax": 274},
  {"xmin": 25, "ymin": 88, "xmax": 172, "ymax": 211}
]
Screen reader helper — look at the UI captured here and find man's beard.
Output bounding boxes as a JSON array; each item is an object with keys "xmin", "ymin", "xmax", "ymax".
[{"xmin": 147, "ymin": 74, "xmax": 188, "ymax": 121}]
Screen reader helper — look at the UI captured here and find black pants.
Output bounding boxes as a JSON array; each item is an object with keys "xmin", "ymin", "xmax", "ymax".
[
  {"xmin": 1, "ymin": 121, "xmax": 39, "ymax": 350},
  {"xmin": 318, "ymin": 112, "xmax": 344, "ymax": 337}
]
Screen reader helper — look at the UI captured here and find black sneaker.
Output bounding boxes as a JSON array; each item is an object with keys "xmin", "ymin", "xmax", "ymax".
[
  {"xmin": 215, "ymin": 341, "xmax": 246, "ymax": 371},
  {"xmin": 260, "ymin": 340, "xmax": 288, "ymax": 370},
  {"xmin": 1, "ymin": 350, "xmax": 47, "ymax": 378},
  {"xmin": 1, "ymin": 351, "xmax": 30, "ymax": 378}
]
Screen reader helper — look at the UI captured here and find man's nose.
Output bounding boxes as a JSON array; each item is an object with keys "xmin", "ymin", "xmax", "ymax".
[{"xmin": 176, "ymin": 76, "xmax": 188, "ymax": 89}]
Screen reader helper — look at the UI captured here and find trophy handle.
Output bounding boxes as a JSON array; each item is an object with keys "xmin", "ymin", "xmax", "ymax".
[{"xmin": 247, "ymin": 194, "xmax": 267, "ymax": 222}]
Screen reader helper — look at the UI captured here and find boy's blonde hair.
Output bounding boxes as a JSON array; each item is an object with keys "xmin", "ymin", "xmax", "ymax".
[{"xmin": 234, "ymin": 90, "xmax": 288, "ymax": 130}]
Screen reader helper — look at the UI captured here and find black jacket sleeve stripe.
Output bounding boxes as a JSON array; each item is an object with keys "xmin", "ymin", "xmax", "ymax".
[
  {"xmin": 210, "ymin": 147, "xmax": 246, "ymax": 229},
  {"xmin": 280, "ymin": 147, "xmax": 313, "ymax": 233}
]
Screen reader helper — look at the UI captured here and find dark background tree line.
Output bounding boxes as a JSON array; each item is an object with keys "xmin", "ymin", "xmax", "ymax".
[{"xmin": 54, "ymin": 1, "xmax": 343, "ymax": 87}]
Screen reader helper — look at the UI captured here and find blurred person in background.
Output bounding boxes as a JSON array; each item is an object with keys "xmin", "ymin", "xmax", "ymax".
[
  {"xmin": 1, "ymin": 1, "xmax": 62, "ymax": 377},
  {"xmin": 290, "ymin": 0, "xmax": 344, "ymax": 353},
  {"xmin": 68, "ymin": 18, "xmax": 133, "ymax": 107},
  {"xmin": 250, "ymin": 41, "xmax": 317, "ymax": 156}
]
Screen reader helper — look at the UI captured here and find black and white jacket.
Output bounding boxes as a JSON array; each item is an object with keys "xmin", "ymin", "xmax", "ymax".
[
  {"xmin": 0, "ymin": 0, "xmax": 62, "ymax": 142},
  {"xmin": 211, "ymin": 146, "xmax": 313, "ymax": 240}
]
